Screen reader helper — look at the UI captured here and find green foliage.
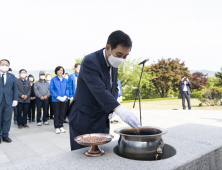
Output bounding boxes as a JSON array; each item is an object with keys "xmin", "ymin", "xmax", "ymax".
[
  {"xmin": 118, "ymin": 58, "xmax": 154, "ymax": 100},
  {"xmin": 198, "ymin": 87, "xmax": 222, "ymax": 106},
  {"xmin": 147, "ymin": 58, "xmax": 191, "ymax": 98},
  {"xmin": 178, "ymin": 91, "xmax": 203, "ymax": 99},
  {"xmin": 215, "ymin": 69, "xmax": 222, "ymax": 86},
  {"xmin": 75, "ymin": 57, "xmax": 84, "ymax": 64}
]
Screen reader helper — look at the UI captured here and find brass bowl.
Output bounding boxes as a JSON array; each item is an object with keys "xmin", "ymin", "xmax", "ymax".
[{"xmin": 74, "ymin": 133, "xmax": 114, "ymax": 157}]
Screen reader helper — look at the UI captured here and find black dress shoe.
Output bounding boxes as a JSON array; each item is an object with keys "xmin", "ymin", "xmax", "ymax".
[
  {"xmin": 3, "ymin": 137, "xmax": 12, "ymax": 143},
  {"xmin": 23, "ymin": 124, "xmax": 29, "ymax": 128},
  {"xmin": 18, "ymin": 125, "xmax": 23, "ymax": 129}
]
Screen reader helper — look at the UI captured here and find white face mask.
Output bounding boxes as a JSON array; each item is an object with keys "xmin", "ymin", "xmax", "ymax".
[
  {"xmin": 29, "ymin": 78, "xmax": 34, "ymax": 82},
  {"xmin": 0, "ymin": 66, "xmax": 9, "ymax": 72},
  {"xmin": 21, "ymin": 74, "xmax": 26, "ymax": 78},
  {"xmin": 107, "ymin": 50, "xmax": 125, "ymax": 68},
  {"xmin": 8, "ymin": 71, "xmax": 12, "ymax": 73},
  {"xmin": 47, "ymin": 77, "xmax": 51, "ymax": 81},
  {"xmin": 40, "ymin": 75, "xmax": 45, "ymax": 80}
]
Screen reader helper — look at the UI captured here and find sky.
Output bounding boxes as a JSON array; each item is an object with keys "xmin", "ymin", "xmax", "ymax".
[{"xmin": 0, "ymin": 0, "xmax": 222, "ymax": 72}]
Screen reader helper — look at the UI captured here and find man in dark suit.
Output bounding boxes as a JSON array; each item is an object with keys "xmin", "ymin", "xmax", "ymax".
[
  {"xmin": 16, "ymin": 69, "xmax": 31, "ymax": 129},
  {"xmin": 179, "ymin": 75, "xmax": 192, "ymax": 110},
  {"xmin": 68, "ymin": 30, "xmax": 140, "ymax": 150},
  {"xmin": 0, "ymin": 59, "xmax": 18, "ymax": 143}
]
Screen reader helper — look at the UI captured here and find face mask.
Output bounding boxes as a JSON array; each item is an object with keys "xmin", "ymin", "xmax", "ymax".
[
  {"xmin": 29, "ymin": 78, "xmax": 34, "ymax": 82},
  {"xmin": 21, "ymin": 74, "xmax": 26, "ymax": 78},
  {"xmin": 107, "ymin": 50, "xmax": 125, "ymax": 68},
  {"xmin": 47, "ymin": 77, "xmax": 51, "ymax": 81},
  {"xmin": 8, "ymin": 71, "xmax": 12, "ymax": 73},
  {"xmin": 0, "ymin": 66, "xmax": 9, "ymax": 72},
  {"xmin": 40, "ymin": 75, "xmax": 45, "ymax": 80}
]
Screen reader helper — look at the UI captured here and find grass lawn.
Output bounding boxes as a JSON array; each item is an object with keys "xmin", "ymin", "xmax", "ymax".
[{"xmin": 122, "ymin": 99, "xmax": 222, "ymax": 110}]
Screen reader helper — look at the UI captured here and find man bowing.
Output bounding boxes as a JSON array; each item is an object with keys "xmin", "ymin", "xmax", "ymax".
[
  {"xmin": 68, "ymin": 30, "xmax": 140, "ymax": 150},
  {"xmin": 0, "ymin": 59, "xmax": 18, "ymax": 143}
]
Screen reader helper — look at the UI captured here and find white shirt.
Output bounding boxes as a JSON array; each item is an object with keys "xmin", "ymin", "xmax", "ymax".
[
  {"xmin": 0, "ymin": 71, "xmax": 7, "ymax": 85},
  {"xmin": 103, "ymin": 49, "xmax": 112, "ymax": 87},
  {"xmin": 183, "ymin": 81, "xmax": 188, "ymax": 91}
]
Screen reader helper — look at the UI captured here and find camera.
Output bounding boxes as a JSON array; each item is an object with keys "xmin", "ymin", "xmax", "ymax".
[{"xmin": 183, "ymin": 77, "xmax": 187, "ymax": 81}]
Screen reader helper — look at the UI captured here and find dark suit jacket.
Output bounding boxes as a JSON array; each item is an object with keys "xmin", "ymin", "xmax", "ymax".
[
  {"xmin": 179, "ymin": 81, "xmax": 192, "ymax": 95},
  {"xmin": 68, "ymin": 48, "xmax": 119, "ymax": 135},
  {"xmin": 16, "ymin": 78, "xmax": 31, "ymax": 103},
  {"xmin": 0, "ymin": 73, "xmax": 18, "ymax": 105}
]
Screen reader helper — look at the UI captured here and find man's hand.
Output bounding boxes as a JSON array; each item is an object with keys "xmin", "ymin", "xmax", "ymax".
[
  {"xmin": 40, "ymin": 96, "xmax": 44, "ymax": 100},
  {"xmin": 108, "ymin": 112, "xmax": 116, "ymax": 119},
  {"xmin": 187, "ymin": 78, "xmax": 189, "ymax": 81},
  {"xmin": 44, "ymin": 95, "xmax": 48, "ymax": 99},
  {"xmin": 115, "ymin": 106, "xmax": 140, "ymax": 129},
  {"xmin": 21, "ymin": 95, "xmax": 25, "ymax": 99},
  {"xmin": 12, "ymin": 100, "xmax": 18, "ymax": 107},
  {"xmin": 182, "ymin": 77, "xmax": 184, "ymax": 81},
  {"xmin": 23, "ymin": 95, "xmax": 28, "ymax": 100},
  {"xmin": 57, "ymin": 96, "xmax": 66, "ymax": 102}
]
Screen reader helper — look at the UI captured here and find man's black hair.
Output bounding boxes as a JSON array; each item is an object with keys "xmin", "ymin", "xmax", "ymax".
[
  {"xmin": 182, "ymin": 75, "xmax": 187, "ymax": 78},
  {"xmin": 55, "ymin": 66, "xmax": 65, "ymax": 75},
  {"xmin": 74, "ymin": 63, "xmax": 81, "ymax": 68},
  {"xmin": 8, "ymin": 68, "xmax": 12, "ymax": 71},
  {"xmin": 0, "ymin": 59, "xmax": 10, "ymax": 65},
  {"xmin": 19, "ymin": 69, "xmax": 27, "ymax": 73},
  {"xmin": 107, "ymin": 30, "xmax": 132, "ymax": 50}
]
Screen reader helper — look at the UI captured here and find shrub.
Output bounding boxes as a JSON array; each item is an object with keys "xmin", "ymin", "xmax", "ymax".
[
  {"xmin": 178, "ymin": 91, "xmax": 202, "ymax": 99},
  {"xmin": 198, "ymin": 87, "xmax": 222, "ymax": 106}
]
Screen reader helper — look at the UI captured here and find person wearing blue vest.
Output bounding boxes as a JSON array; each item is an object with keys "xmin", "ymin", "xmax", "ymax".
[
  {"xmin": 50, "ymin": 66, "xmax": 69, "ymax": 134},
  {"xmin": 68, "ymin": 63, "xmax": 80, "ymax": 102},
  {"xmin": 0, "ymin": 59, "xmax": 18, "ymax": 143}
]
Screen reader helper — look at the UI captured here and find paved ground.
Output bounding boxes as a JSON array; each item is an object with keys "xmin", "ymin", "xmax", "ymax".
[
  {"xmin": 0, "ymin": 109, "xmax": 222, "ymax": 168},
  {"xmin": 122, "ymin": 99, "xmax": 222, "ymax": 110}
]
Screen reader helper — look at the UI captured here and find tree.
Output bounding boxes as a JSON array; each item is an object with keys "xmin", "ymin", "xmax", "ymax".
[
  {"xmin": 118, "ymin": 58, "xmax": 154, "ymax": 100},
  {"xmin": 146, "ymin": 58, "xmax": 191, "ymax": 98},
  {"xmin": 189, "ymin": 72, "xmax": 209, "ymax": 92},
  {"xmin": 215, "ymin": 67, "xmax": 222, "ymax": 86}
]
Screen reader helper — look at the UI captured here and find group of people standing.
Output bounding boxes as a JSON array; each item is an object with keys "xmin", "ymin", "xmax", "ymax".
[{"xmin": 0, "ymin": 59, "xmax": 81, "ymax": 144}]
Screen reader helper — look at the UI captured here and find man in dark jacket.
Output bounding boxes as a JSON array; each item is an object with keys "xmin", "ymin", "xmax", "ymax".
[
  {"xmin": 67, "ymin": 30, "xmax": 140, "ymax": 151},
  {"xmin": 16, "ymin": 69, "xmax": 31, "ymax": 129},
  {"xmin": 179, "ymin": 75, "xmax": 192, "ymax": 110},
  {"xmin": 0, "ymin": 59, "xmax": 18, "ymax": 143}
]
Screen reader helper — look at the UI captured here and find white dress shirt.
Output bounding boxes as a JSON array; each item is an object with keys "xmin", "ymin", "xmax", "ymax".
[
  {"xmin": 103, "ymin": 49, "xmax": 112, "ymax": 87},
  {"xmin": 183, "ymin": 81, "xmax": 188, "ymax": 91},
  {"xmin": 0, "ymin": 71, "xmax": 7, "ymax": 85}
]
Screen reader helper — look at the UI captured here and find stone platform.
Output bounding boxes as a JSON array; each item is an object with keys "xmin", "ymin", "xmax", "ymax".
[{"xmin": 1, "ymin": 123, "xmax": 222, "ymax": 170}]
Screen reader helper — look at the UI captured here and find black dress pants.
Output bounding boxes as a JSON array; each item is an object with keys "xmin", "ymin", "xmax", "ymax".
[
  {"xmin": 181, "ymin": 91, "xmax": 191, "ymax": 110},
  {"xmin": 52, "ymin": 102, "xmax": 66, "ymax": 129},
  {"xmin": 28, "ymin": 99, "xmax": 36, "ymax": 121},
  {"xmin": 47, "ymin": 96, "xmax": 54, "ymax": 119},
  {"xmin": 17, "ymin": 103, "xmax": 29, "ymax": 126},
  {"xmin": 36, "ymin": 98, "xmax": 48, "ymax": 123}
]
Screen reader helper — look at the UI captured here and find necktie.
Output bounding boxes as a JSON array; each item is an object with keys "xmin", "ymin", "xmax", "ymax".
[{"xmin": 2, "ymin": 74, "xmax": 4, "ymax": 85}]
